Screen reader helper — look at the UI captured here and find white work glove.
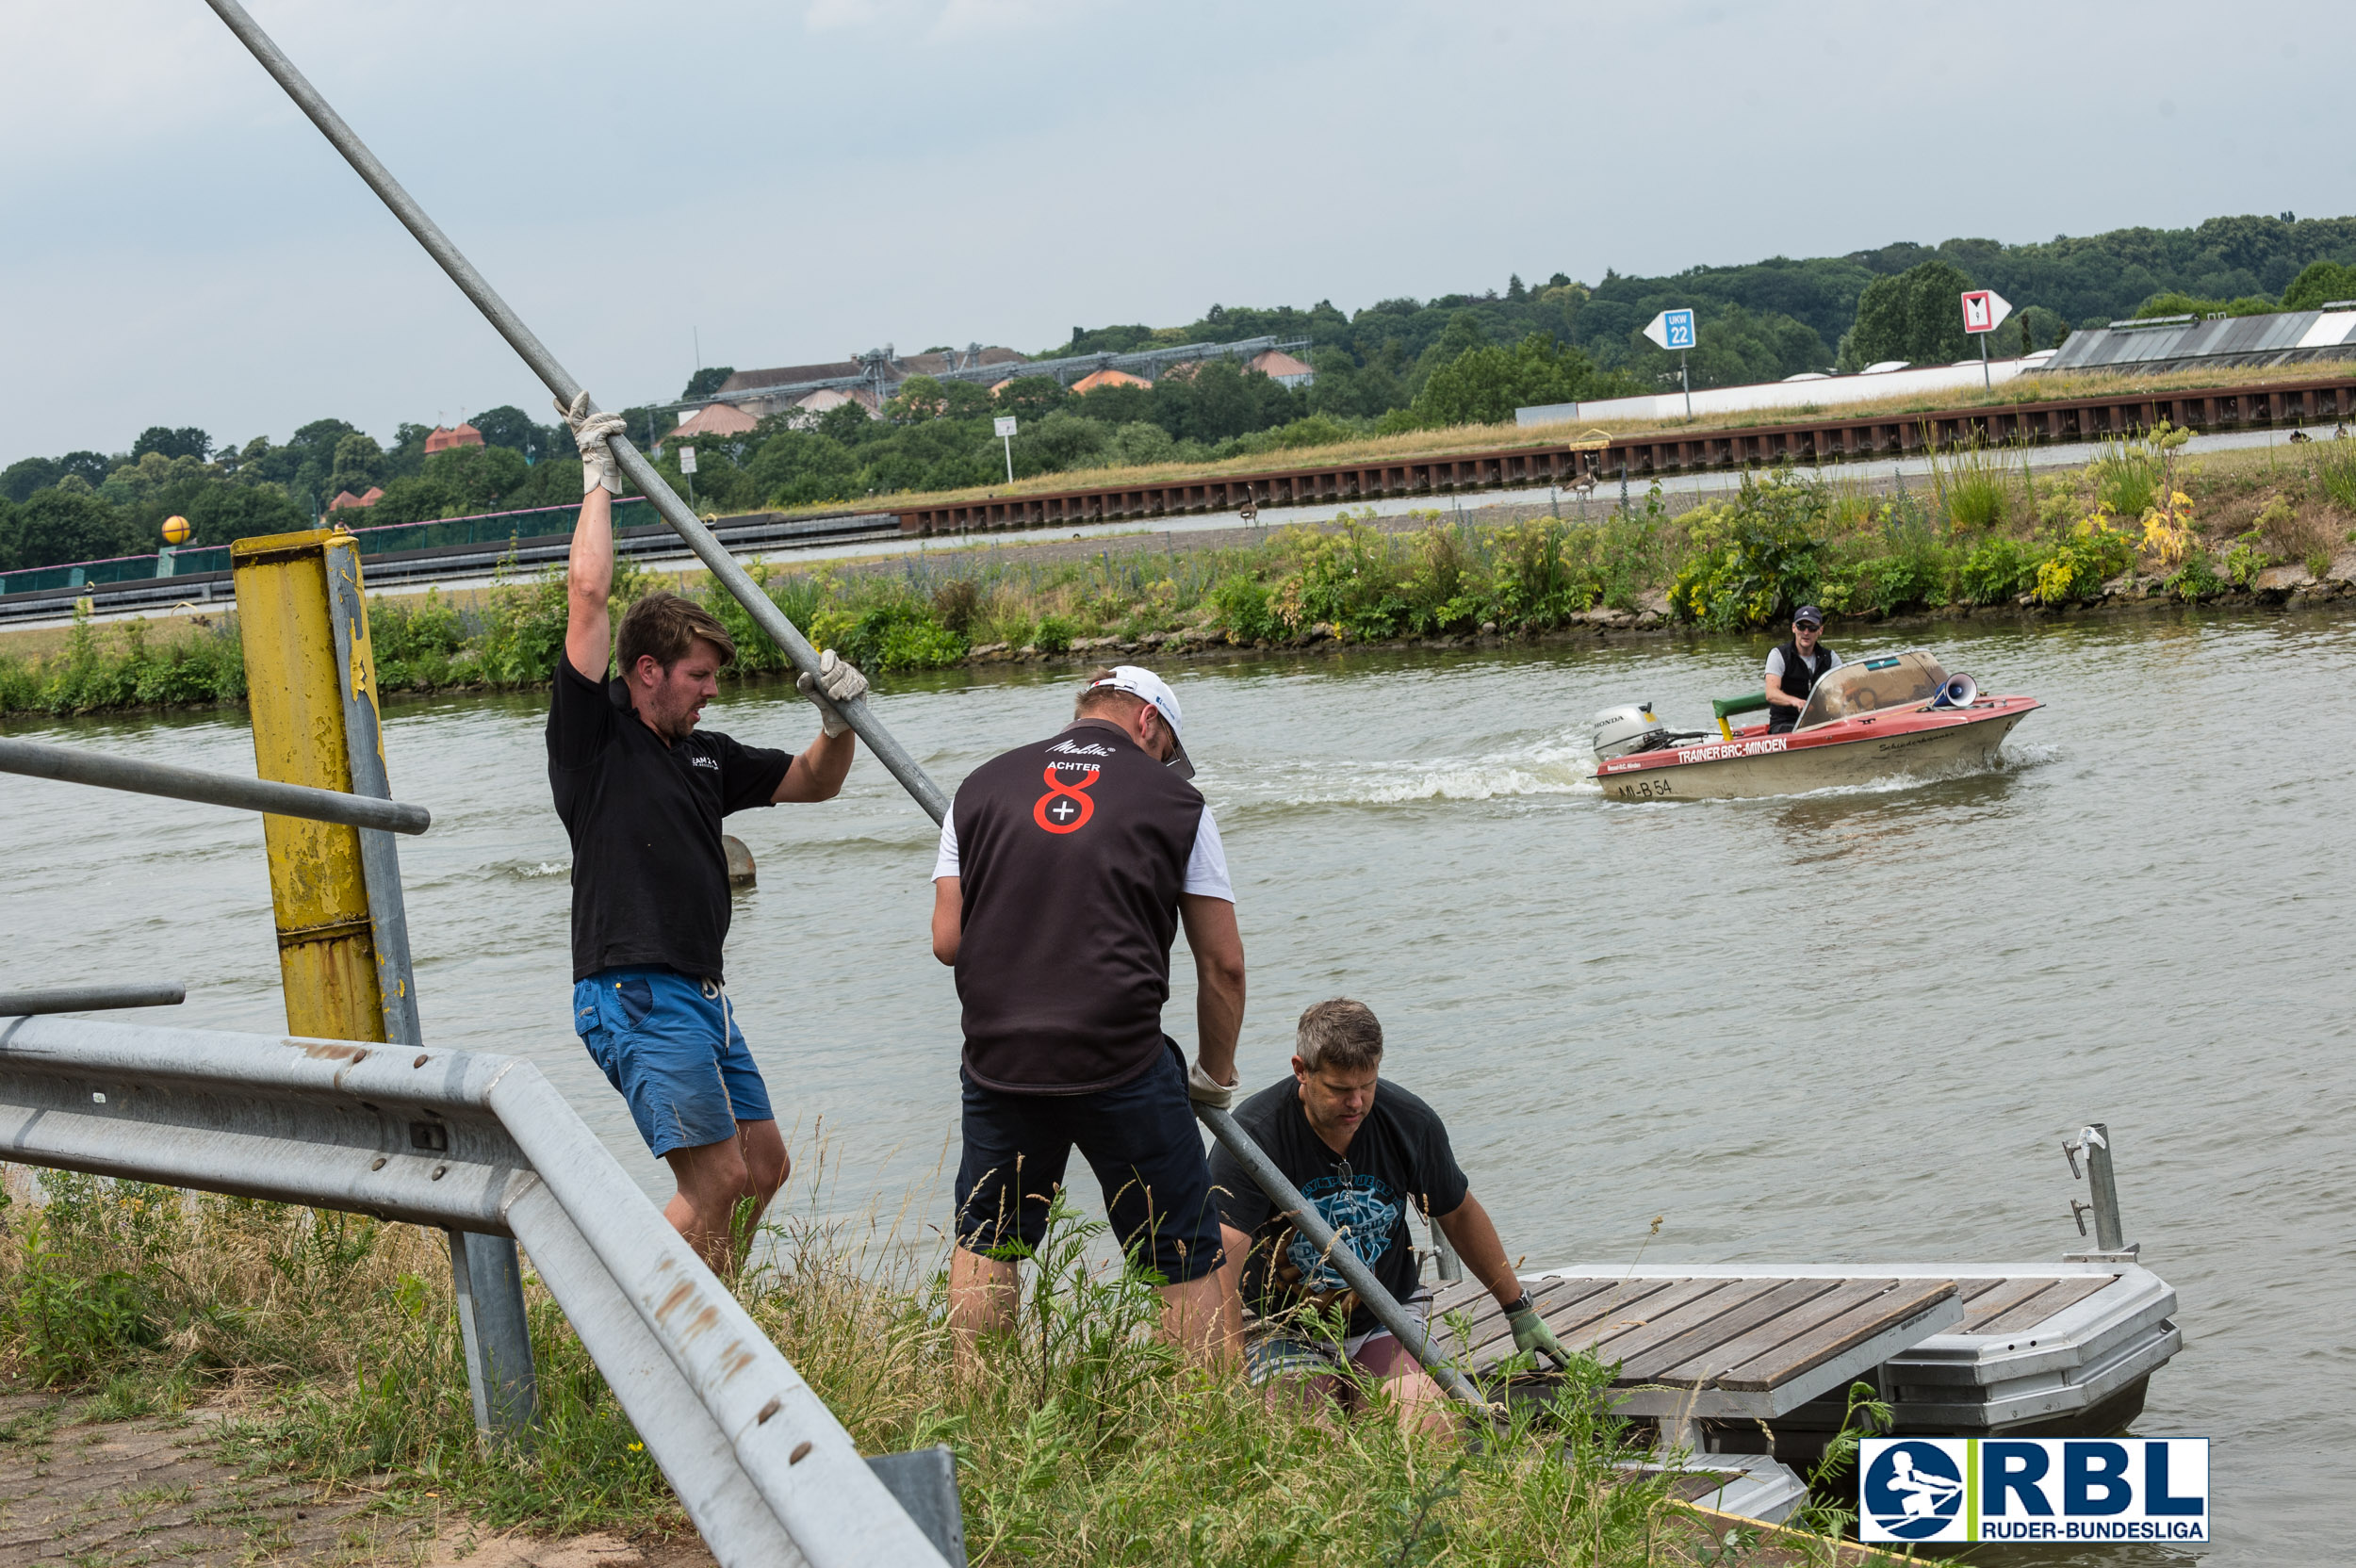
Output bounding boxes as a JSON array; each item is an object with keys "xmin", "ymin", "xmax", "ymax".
[
  {"xmin": 555, "ymin": 391, "xmax": 628, "ymax": 496},
  {"xmin": 1187, "ymin": 1059, "xmax": 1237, "ymax": 1109},
  {"xmin": 794, "ymin": 649, "xmax": 868, "ymax": 738}
]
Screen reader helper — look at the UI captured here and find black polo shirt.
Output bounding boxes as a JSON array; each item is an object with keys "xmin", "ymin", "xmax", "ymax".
[{"xmin": 546, "ymin": 656, "xmax": 791, "ymax": 983}]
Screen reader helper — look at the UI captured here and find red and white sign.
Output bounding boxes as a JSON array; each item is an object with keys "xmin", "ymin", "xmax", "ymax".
[{"xmin": 1961, "ymin": 289, "xmax": 2013, "ymax": 335}]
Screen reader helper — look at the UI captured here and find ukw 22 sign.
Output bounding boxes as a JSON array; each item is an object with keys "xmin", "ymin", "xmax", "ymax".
[{"xmin": 1859, "ymin": 1437, "xmax": 2209, "ymax": 1544}]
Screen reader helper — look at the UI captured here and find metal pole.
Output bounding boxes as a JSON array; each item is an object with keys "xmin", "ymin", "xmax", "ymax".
[
  {"xmin": 1680, "ymin": 350, "xmax": 1692, "ymax": 419},
  {"xmin": 323, "ymin": 537, "xmax": 536, "ymax": 1440},
  {"xmin": 1002, "ymin": 433, "xmax": 1013, "ymax": 483},
  {"xmin": 449, "ymin": 1227, "xmax": 538, "ymax": 1437},
  {"xmin": 1981, "ymin": 333, "xmax": 1991, "ymax": 390},
  {"xmin": 0, "ymin": 984, "xmax": 184, "ymax": 1016},
  {"xmin": 0, "ymin": 736, "xmax": 430, "ymax": 835},
  {"xmin": 202, "ymin": 0, "xmax": 948, "ymax": 825},
  {"xmin": 1195, "ymin": 1103, "xmax": 1491, "ymax": 1412},
  {"xmin": 2085, "ymin": 1121, "xmax": 2127, "ymax": 1254}
]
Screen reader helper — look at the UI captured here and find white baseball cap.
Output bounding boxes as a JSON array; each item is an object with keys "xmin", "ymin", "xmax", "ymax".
[{"xmin": 1089, "ymin": 666, "xmax": 1193, "ymax": 778}]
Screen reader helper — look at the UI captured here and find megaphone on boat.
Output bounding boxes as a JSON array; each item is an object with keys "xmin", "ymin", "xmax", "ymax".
[{"xmin": 1929, "ymin": 673, "xmax": 1978, "ymax": 710}]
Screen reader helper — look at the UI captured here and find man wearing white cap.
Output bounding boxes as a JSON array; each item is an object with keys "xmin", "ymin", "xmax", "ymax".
[{"xmin": 931, "ymin": 665, "xmax": 1246, "ymax": 1365}]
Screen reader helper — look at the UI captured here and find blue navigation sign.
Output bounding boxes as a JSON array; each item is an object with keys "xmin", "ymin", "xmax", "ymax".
[{"xmin": 1645, "ymin": 308, "xmax": 1696, "ymax": 351}]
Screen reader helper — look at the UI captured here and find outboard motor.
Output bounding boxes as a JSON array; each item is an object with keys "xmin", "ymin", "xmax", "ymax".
[
  {"xmin": 1929, "ymin": 673, "xmax": 1978, "ymax": 710},
  {"xmin": 1593, "ymin": 702, "xmax": 1670, "ymax": 760}
]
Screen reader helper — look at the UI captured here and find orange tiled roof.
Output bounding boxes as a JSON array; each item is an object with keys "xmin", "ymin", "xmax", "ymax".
[{"xmin": 1072, "ymin": 368, "xmax": 1152, "ymax": 393}]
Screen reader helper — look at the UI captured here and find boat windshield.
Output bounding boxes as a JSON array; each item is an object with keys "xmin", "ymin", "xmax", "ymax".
[{"xmin": 1797, "ymin": 650, "xmax": 1950, "ymax": 728}]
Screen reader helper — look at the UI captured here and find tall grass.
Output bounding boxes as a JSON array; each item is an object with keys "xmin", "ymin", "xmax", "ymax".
[
  {"xmin": 2316, "ymin": 441, "xmax": 2356, "ymax": 514},
  {"xmin": 1927, "ymin": 437, "xmax": 2012, "ymax": 531},
  {"xmin": 0, "ymin": 1166, "xmax": 1751, "ymax": 1564}
]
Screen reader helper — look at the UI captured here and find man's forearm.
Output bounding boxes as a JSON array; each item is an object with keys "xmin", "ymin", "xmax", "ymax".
[
  {"xmin": 774, "ymin": 727, "xmax": 856, "ymax": 803},
  {"xmin": 568, "ymin": 489, "xmax": 614, "ymax": 599},
  {"xmin": 564, "ymin": 489, "xmax": 614, "ymax": 679},
  {"xmin": 1196, "ymin": 970, "xmax": 1243, "ymax": 1080},
  {"xmin": 1435, "ymin": 1195, "xmax": 1522, "ymax": 1307}
]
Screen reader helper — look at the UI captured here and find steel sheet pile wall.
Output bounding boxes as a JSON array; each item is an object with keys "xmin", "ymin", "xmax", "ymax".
[{"xmin": 894, "ymin": 371, "xmax": 2356, "ymax": 535}]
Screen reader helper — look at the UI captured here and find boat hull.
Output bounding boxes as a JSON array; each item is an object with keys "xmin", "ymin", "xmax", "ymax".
[{"xmin": 1596, "ymin": 701, "xmax": 2037, "ymax": 801}]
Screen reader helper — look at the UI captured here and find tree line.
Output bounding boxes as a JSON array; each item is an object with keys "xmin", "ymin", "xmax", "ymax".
[{"xmin": 7, "ymin": 212, "xmax": 2352, "ymax": 577}]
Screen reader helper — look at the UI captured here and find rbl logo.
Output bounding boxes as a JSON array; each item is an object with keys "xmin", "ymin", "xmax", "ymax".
[
  {"xmin": 1033, "ymin": 763, "xmax": 1098, "ymax": 834},
  {"xmin": 1860, "ymin": 1438, "xmax": 2209, "ymax": 1544}
]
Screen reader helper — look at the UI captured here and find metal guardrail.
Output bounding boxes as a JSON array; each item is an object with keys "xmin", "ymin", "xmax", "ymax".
[{"xmin": 0, "ymin": 1013, "xmax": 956, "ymax": 1568}]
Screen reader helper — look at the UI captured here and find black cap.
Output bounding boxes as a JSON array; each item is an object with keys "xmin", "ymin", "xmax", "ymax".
[{"xmin": 1792, "ymin": 605, "xmax": 1824, "ymax": 627}]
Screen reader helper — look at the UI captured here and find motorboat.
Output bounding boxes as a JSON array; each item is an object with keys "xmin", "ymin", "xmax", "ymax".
[{"xmin": 1590, "ymin": 650, "xmax": 2039, "ymax": 801}]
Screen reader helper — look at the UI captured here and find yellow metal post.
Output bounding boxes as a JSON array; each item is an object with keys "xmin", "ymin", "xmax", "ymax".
[
  {"xmin": 233, "ymin": 529, "xmax": 385, "ymax": 1038},
  {"xmin": 231, "ymin": 528, "xmax": 535, "ymax": 1440}
]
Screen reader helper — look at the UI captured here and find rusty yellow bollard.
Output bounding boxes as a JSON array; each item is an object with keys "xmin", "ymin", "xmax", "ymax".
[{"xmin": 232, "ymin": 529, "xmax": 535, "ymax": 1441}]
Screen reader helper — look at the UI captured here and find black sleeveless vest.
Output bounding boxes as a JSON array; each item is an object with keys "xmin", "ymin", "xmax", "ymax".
[
  {"xmin": 950, "ymin": 717, "xmax": 1206, "ymax": 1094},
  {"xmin": 1769, "ymin": 639, "xmax": 1835, "ymax": 730}
]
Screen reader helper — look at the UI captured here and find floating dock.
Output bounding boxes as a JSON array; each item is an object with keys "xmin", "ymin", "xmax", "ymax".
[{"xmin": 1428, "ymin": 1258, "xmax": 2180, "ymax": 1470}]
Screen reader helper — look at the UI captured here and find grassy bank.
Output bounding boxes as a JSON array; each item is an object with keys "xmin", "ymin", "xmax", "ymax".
[
  {"xmin": 5, "ymin": 434, "xmax": 2352, "ymax": 721},
  {"xmin": 0, "ymin": 1166, "xmax": 1875, "ymax": 1564}
]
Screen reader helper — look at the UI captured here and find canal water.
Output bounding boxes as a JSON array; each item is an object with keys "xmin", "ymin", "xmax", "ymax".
[{"xmin": 4, "ymin": 608, "xmax": 2348, "ymax": 1565}]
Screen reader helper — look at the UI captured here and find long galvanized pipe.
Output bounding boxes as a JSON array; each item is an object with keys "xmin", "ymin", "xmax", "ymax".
[
  {"xmin": 0, "ymin": 735, "xmax": 430, "ymax": 835},
  {"xmin": 0, "ymin": 984, "xmax": 185, "ymax": 1016},
  {"xmin": 1196, "ymin": 1103, "xmax": 1491, "ymax": 1412},
  {"xmin": 200, "ymin": 0, "xmax": 1454, "ymax": 1435},
  {"xmin": 201, "ymin": 0, "xmax": 947, "ymax": 825}
]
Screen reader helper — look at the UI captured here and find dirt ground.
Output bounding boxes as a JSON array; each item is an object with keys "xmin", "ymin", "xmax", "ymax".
[{"xmin": 0, "ymin": 1392, "xmax": 714, "ymax": 1568}]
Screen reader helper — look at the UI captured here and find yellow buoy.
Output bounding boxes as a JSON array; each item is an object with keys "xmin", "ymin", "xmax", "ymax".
[{"xmin": 161, "ymin": 515, "xmax": 192, "ymax": 546}]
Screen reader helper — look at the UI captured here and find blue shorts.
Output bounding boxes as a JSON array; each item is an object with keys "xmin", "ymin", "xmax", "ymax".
[
  {"xmin": 573, "ymin": 967, "xmax": 774, "ymax": 1159},
  {"xmin": 954, "ymin": 1041, "xmax": 1223, "ymax": 1284}
]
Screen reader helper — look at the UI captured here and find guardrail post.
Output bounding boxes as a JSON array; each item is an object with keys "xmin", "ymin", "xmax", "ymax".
[{"xmin": 235, "ymin": 528, "xmax": 537, "ymax": 1442}]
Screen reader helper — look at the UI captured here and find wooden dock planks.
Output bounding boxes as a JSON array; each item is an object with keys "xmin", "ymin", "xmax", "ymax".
[
  {"xmin": 1959, "ymin": 1274, "xmax": 2116, "ymax": 1336},
  {"xmin": 1425, "ymin": 1272, "xmax": 1962, "ymax": 1417}
]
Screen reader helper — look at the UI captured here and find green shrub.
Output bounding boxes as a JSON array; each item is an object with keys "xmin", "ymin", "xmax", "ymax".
[
  {"xmin": 1293, "ymin": 520, "xmax": 1417, "ymax": 639},
  {"xmin": 1956, "ymin": 536, "xmax": 2044, "ymax": 604},
  {"xmin": 1032, "ymin": 613, "xmax": 1075, "ymax": 654},
  {"xmin": 2035, "ymin": 519, "xmax": 2135, "ymax": 605},
  {"xmin": 1669, "ymin": 467, "xmax": 1827, "ymax": 629},
  {"xmin": 1488, "ymin": 518, "xmax": 1597, "ymax": 628},
  {"xmin": 371, "ymin": 588, "xmax": 469, "ymax": 690},
  {"xmin": 1208, "ymin": 574, "xmax": 1277, "ymax": 643},
  {"xmin": 2224, "ymin": 529, "xmax": 2273, "ymax": 588},
  {"xmin": 2165, "ymin": 552, "xmax": 2226, "ymax": 602}
]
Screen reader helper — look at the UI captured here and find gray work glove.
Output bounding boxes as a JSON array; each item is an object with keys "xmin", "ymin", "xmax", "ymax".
[
  {"xmin": 555, "ymin": 391, "xmax": 629, "ymax": 496},
  {"xmin": 794, "ymin": 649, "xmax": 868, "ymax": 738},
  {"xmin": 1187, "ymin": 1059, "xmax": 1236, "ymax": 1109}
]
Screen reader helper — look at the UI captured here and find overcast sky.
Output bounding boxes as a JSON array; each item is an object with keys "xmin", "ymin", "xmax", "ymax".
[{"xmin": 5, "ymin": 0, "xmax": 2349, "ymax": 465}]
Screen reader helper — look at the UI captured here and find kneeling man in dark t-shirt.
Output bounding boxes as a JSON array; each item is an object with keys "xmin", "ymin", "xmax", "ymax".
[
  {"xmin": 547, "ymin": 397, "xmax": 869, "ymax": 1266},
  {"xmin": 1211, "ymin": 998, "xmax": 1565, "ymax": 1429}
]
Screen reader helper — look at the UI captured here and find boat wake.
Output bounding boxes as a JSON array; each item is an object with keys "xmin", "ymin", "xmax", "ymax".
[{"xmin": 1216, "ymin": 738, "xmax": 1604, "ymax": 808}]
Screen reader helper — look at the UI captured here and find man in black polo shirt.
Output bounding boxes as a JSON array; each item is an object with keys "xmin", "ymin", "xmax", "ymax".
[
  {"xmin": 548, "ymin": 395, "xmax": 868, "ymax": 1266},
  {"xmin": 930, "ymin": 665, "xmax": 1246, "ymax": 1366},
  {"xmin": 1213, "ymin": 998, "xmax": 1564, "ymax": 1429}
]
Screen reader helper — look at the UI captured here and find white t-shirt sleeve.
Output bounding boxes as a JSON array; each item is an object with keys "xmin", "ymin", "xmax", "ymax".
[
  {"xmin": 932, "ymin": 810, "xmax": 959, "ymax": 880},
  {"xmin": 1184, "ymin": 803, "xmax": 1234, "ymax": 901},
  {"xmin": 1824, "ymin": 647, "xmax": 1844, "ymax": 670},
  {"xmin": 1764, "ymin": 648, "xmax": 1787, "ymax": 678}
]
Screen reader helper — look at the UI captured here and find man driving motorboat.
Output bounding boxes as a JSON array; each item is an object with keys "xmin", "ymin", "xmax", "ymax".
[{"xmin": 1763, "ymin": 606, "xmax": 1841, "ymax": 733}]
